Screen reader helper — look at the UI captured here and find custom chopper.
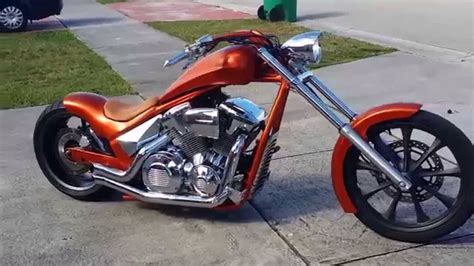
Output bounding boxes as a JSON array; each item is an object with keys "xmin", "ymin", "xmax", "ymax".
[{"xmin": 34, "ymin": 30, "xmax": 473, "ymax": 243}]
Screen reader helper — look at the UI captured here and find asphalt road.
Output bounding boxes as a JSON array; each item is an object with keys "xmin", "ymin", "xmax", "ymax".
[{"xmin": 198, "ymin": 0, "xmax": 474, "ymax": 54}]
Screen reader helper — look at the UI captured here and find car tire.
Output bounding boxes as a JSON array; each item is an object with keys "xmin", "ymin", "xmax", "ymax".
[
  {"xmin": 0, "ymin": 2, "xmax": 29, "ymax": 33},
  {"xmin": 268, "ymin": 4, "xmax": 285, "ymax": 22},
  {"xmin": 257, "ymin": 5, "xmax": 266, "ymax": 20}
]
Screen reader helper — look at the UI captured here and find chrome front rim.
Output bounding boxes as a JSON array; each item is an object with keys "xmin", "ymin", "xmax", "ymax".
[{"xmin": 0, "ymin": 6, "xmax": 24, "ymax": 29}]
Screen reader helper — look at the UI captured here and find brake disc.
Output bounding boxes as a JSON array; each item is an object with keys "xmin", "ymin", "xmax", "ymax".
[
  {"xmin": 373, "ymin": 140, "xmax": 444, "ymax": 203},
  {"xmin": 57, "ymin": 128, "xmax": 90, "ymax": 174}
]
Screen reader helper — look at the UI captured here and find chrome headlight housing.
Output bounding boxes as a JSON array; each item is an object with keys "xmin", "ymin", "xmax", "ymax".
[{"xmin": 282, "ymin": 31, "xmax": 322, "ymax": 64}]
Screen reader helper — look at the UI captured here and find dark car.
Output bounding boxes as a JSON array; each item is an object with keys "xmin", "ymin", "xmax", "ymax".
[{"xmin": 0, "ymin": 0, "xmax": 63, "ymax": 32}]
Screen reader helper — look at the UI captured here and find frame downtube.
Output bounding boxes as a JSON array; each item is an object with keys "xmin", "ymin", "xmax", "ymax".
[{"xmin": 244, "ymin": 81, "xmax": 291, "ymax": 199}]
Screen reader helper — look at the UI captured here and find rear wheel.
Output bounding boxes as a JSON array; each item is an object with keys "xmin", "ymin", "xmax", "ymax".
[
  {"xmin": 344, "ymin": 110, "xmax": 473, "ymax": 243},
  {"xmin": 34, "ymin": 101, "xmax": 112, "ymax": 200},
  {"xmin": 0, "ymin": 2, "xmax": 28, "ymax": 32},
  {"xmin": 257, "ymin": 5, "xmax": 266, "ymax": 20},
  {"xmin": 268, "ymin": 5, "xmax": 285, "ymax": 22}
]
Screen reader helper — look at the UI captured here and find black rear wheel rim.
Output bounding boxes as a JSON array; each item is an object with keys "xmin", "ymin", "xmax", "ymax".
[{"xmin": 43, "ymin": 112, "xmax": 95, "ymax": 191}]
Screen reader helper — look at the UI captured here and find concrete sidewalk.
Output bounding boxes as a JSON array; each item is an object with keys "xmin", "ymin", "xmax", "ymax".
[
  {"xmin": 58, "ymin": 0, "xmax": 186, "ymax": 97},
  {"xmin": 107, "ymin": 0, "xmax": 253, "ymax": 22},
  {"xmin": 1, "ymin": 0, "xmax": 472, "ymax": 265}
]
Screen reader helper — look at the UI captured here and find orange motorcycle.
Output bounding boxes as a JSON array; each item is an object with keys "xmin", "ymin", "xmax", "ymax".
[{"xmin": 34, "ymin": 30, "xmax": 473, "ymax": 243}]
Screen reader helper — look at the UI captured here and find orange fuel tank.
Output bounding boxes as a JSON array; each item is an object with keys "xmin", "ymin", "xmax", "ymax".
[{"xmin": 160, "ymin": 45, "xmax": 259, "ymax": 103}]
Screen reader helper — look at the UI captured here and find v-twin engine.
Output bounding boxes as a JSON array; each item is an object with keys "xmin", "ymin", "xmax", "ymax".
[
  {"xmin": 90, "ymin": 96, "xmax": 268, "ymax": 207},
  {"xmin": 92, "ymin": 96, "xmax": 266, "ymax": 207},
  {"xmin": 140, "ymin": 97, "xmax": 265, "ymax": 199},
  {"xmin": 142, "ymin": 148, "xmax": 227, "ymax": 197}
]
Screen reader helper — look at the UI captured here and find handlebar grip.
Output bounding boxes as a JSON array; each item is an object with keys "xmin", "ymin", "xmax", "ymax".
[{"xmin": 163, "ymin": 50, "xmax": 188, "ymax": 67}]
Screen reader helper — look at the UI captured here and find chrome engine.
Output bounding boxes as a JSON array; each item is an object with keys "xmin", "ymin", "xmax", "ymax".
[
  {"xmin": 140, "ymin": 97, "xmax": 265, "ymax": 198},
  {"xmin": 142, "ymin": 148, "xmax": 184, "ymax": 194}
]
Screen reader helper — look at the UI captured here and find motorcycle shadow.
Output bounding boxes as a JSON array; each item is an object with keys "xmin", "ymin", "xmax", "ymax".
[
  {"xmin": 135, "ymin": 173, "xmax": 340, "ymax": 224},
  {"xmin": 137, "ymin": 202, "xmax": 263, "ymax": 224},
  {"xmin": 439, "ymin": 234, "xmax": 474, "ymax": 245}
]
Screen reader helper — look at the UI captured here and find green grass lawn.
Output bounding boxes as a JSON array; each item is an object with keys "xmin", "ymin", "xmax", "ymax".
[
  {"xmin": 0, "ymin": 31, "xmax": 132, "ymax": 109},
  {"xmin": 149, "ymin": 19, "xmax": 396, "ymax": 69}
]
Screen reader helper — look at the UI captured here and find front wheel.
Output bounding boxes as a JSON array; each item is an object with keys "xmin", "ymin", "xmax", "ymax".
[{"xmin": 343, "ymin": 110, "xmax": 473, "ymax": 243}]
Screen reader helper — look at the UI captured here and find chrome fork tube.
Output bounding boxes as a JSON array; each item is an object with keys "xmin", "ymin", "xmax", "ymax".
[
  {"xmin": 258, "ymin": 48, "xmax": 346, "ymax": 129},
  {"xmin": 258, "ymin": 48, "xmax": 412, "ymax": 190},
  {"xmin": 340, "ymin": 125, "xmax": 412, "ymax": 189},
  {"xmin": 295, "ymin": 80, "xmax": 346, "ymax": 129},
  {"xmin": 307, "ymin": 76, "xmax": 357, "ymax": 120}
]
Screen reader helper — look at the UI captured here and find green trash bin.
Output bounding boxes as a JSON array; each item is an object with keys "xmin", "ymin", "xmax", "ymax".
[{"xmin": 257, "ymin": 0, "xmax": 297, "ymax": 22}]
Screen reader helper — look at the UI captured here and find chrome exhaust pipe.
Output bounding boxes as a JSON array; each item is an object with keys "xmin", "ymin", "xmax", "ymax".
[
  {"xmin": 92, "ymin": 134, "xmax": 171, "ymax": 182},
  {"xmin": 92, "ymin": 133, "xmax": 247, "ymax": 207},
  {"xmin": 94, "ymin": 175, "xmax": 230, "ymax": 208}
]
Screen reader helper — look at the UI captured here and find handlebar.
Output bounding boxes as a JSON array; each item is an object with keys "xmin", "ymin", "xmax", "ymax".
[
  {"xmin": 163, "ymin": 31, "xmax": 274, "ymax": 68},
  {"xmin": 163, "ymin": 34, "xmax": 214, "ymax": 68},
  {"xmin": 163, "ymin": 50, "xmax": 189, "ymax": 68}
]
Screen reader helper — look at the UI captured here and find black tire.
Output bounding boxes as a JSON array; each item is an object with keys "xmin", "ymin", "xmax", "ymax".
[
  {"xmin": 0, "ymin": 1, "xmax": 29, "ymax": 33},
  {"xmin": 257, "ymin": 5, "xmax": 266, "ymax": 20},
  {"xmin": 33, "ymin": 100, "xmax": 112, "ymax": 200},
  {"xmin": 343, "ymin": 110, "xmax": 473, "ymax": 243},
  {"xmin": 268, "ymin": 5, "xmax": 285, "ymax": 22}
]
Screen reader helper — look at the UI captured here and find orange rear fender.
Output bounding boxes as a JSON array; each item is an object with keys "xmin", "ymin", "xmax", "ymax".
[
  {"xmin": 63, "ymin": 92, "xmax": 129, "ymax": 140},
  {"xmin": 331, "ymin": 103, "xmax": 422, "ymax": 213}
]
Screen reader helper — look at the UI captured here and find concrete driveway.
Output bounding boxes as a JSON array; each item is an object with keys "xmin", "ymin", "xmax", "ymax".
[
  {"xmin": 2, "ymin": 56, "xmax": 472, "ymax": 264},
  {"xmin": 1, "ymin": 0, "xmax": 472, "ymax": 264},
  {"xmin": 1, "ymin": 60, "xmax": 473, "ymax": 264},
  {"xmin": 0, "ymin": 106, "xmax": 302, "ymax": 265}
]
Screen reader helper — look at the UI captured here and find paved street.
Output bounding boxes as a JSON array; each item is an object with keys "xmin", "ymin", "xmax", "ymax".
[
  {"xmin": 198, "ymin": 0, "xmax": 473, "ymax": 60},
  {"xmin": 1, "ymin": 0, "xmax": 472, "ymax": 264}
]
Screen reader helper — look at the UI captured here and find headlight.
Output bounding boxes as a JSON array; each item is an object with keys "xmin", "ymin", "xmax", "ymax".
[{"xmin": 281, "ymin": 31, "xmax": 322, "ymax": 64}]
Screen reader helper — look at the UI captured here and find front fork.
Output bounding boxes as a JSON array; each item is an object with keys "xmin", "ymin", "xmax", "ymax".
[{"xmin": 258, "ymin": 48, "xmax": 413, "ymax": 190}]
